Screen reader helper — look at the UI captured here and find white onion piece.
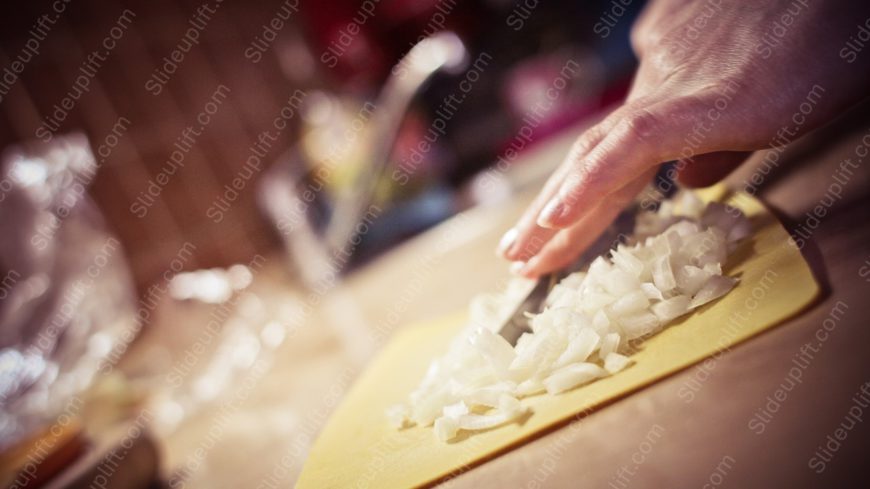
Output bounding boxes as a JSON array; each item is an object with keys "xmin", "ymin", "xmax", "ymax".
[
  {"xmin": 462, "ymin": 382, "xmax": 517, "ymax": 407},
  {"xmin": 434, "ymin": 416, "xmax": 459, "ymax": 442},
  {"xmin": 618, "ymin": 312, "xmax": 661, "ymax": 339},
  {"xmin": 651, "ymin": 295, "xmax": 691, "ymax": 323},
  {"xmin": 516, "ymin": 377, "xmax": 546, "ymax": 396},
  {"xmin": 471, "ymin": 328, "xmax": 516, "ymax": 378},
  {"xmin": 498, "ymin": 394, "xmax": 522, "ymax": 414},
  {"xmin": 587, "ymin": 256, "xmax": 611, "ymax": 278},
  {"xmin": 457, "ymin": 412, "xmax": 509, "ymax": 431},
  {"xmin": 652, "ymin": 255, "xmax": 676, "ymax": 292},
  {"xmin": 599, "ymin": 332, "xmax": 621, "ymax": 358},
  {"xmin": 412, "ymin": 388, "xmax": 454, "ymax": 426},
  {"xmin": 547, "ymin": 286, "xmax": 577, "ymax": 308},
  {"xmin": 443, "ymin": 401, "xmax": 469, "ymax": 419},
  {"xmin": 544, "ymin": 363, "xmax": 608, "ymax": 394},
  {"xmin": 604, "ymin": 353, "xmax": 632, "ymax": 374},
  {"xmin": 684, "ymin": 228, "xmax": 727, "ymax": 268},
  {"xmin": 664, "ymin": 231, "xmax": 682, "ymax": 255},
  {"xmin": 640, "ymin": 282, "xmax": 664, "ymax": 301},
  {"xmin": 609, "ymin": 290, "xmax": 650, "ymax": 316},
  {"xmin": 612, "ymin": 247, "xmax": 644, "ymax": 277},
  {"xmin": 591, "ymin": 310, "xmax": 611, "ymax": 334},
  {"xmin": 580, "ymin": 291, "xmax": 617, "ymax": 314},
  {"xmin": 675, "ymin": 265, "xmax": 712, "ymax": 296},
  {"xmin": 510, "ymin": 328, "xmax": 564, "ymax": 374},
  {"xmin": 514, "ymin": 332, "xmax": 533, "ymax": 351},
  {"xmin": 690, "ymin": 275, "xmax": 737, "ymax": 309},
  {"xmin": 457, "ymin": 396, "xmax": 523, "ymax": 432},
  {"xmin": 600, "ymin": 268, "xmax": 641, "ymax": 296},
  {"xmin": 554, "ymin": 328, "xmax": 600, "ymax": 368}
]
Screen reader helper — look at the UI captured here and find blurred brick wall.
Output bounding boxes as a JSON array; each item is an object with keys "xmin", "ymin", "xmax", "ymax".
[{"xmin": 0, "ymin": 0, "xmax": 312, "ymax": 288}]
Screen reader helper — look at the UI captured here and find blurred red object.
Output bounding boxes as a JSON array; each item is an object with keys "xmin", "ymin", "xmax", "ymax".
[{"xmin": 299, "ymin": 0, "xmax": 470, "ymax": 89}]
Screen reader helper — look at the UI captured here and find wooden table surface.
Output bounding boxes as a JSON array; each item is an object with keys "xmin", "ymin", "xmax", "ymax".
[{"xmin": 126, "ymin": 101, "xmax": 870, "ymax": 488}]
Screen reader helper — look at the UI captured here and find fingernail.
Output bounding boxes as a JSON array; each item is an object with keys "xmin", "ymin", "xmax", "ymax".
[
  {"xmin": 537, "ymin": 198, "xmax": 565, "ymax": 228},
  {"xmin": 497, "ymin": 228, "xmax": 518, "ymax": 256},
  {"xmin": 509, "ymin": 261, "xmax": 526, "ymax": 275}
]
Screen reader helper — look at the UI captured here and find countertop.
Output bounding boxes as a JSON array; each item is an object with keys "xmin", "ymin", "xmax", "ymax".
[{"xmin": 120, "ymin": 100, "xmax": 870, "ymax": 488}]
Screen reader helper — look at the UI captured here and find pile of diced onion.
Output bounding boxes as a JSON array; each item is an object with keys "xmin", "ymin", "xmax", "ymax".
[{"xmin": 387, "ymin": 191, "xmax": 751, "ymax": 442}]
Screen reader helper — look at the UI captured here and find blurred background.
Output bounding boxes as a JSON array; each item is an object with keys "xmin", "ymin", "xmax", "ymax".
[
  {"xmin": 0, "ymin": 0, "xmax": 653, "ymax": 486},
  {"xmin": 0, "ymin": 0, "xmax": 642, "ymax": 286}
]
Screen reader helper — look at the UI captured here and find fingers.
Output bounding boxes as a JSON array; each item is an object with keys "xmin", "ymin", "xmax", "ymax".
[
  {"xmin": 512, "ymin": 203, "xmax": 623, "ymax": 278},
  {"xmin": 535, "ymin": 97, "xmax": 708, "ymax": 230},
  {"xmin": 675, "ymin": 151, "xmax": 751, "ymax": 187},
  {"xmin": 498, "ymin": 106, "xmax": 632, "ymax": 261},
  {"xmin": 514, "ymin": 171, "xmax": 654, "ymax": 278}
]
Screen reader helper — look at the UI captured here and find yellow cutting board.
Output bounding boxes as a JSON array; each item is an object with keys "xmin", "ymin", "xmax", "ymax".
[{"xmin": 297, "ymin": 187, "xmax": 820, "ymax": 488}]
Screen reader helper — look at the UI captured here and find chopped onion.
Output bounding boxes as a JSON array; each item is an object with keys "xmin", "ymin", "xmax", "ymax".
[
  {"xmin": 652, "ymin": 255, "xmax": 676, "ymax": 292},
  {"xmin": 434, "ymin": 416, "xmax": 459, "ymax": 442},
  {"xmin": 544, "ymin": 363, "xmax": 608, "ymax": 394},
  {"xmin": 651, "ymin": 295, "xmax": 691, "ymax": 323},
  {"xmin": 604, "ymin": 353, "xmax": 632, "ymax": 374},
  {"xmin": 600, "ymin": 268, "xmax": 641, "ymax": 296},
  {"xmin": 612, "ymin": 247, "xmax": 644, "ymax": 277},
  {"xmin": 690, "ymin": 275, "xmax": 738, "ymax": 309},
  {"xmin": 516, "ymin": 377, "xmax": 546, "ymax": 396},
  {"xmin": 470, "ymin": 327, "xmax": 516, "ymax": 378},
  {"xmin": 592, "ymin": 310, "xmax": 611, "ymax": 333},
  {"xmin": 457, "ymin": 412, "xmax": 508, "ymax": 431},
  {"xmin": 618, "ymin": 312, "xmax": 661, "ymax": 339},
  {"xmin": 443, "ymin": 401, "xmax": 469, "ymax": 419},
  {"xmin": 462, "ymin": 381, "xmax": 517, "ymax": 407},
  {"xmin": 675, "ymin": 265, "xmax": 712, "ymax": 296},
  {"xmin": 458, "ymin": 396, "xmax": 524, "ymax": 431},
  {"xmin": 392, "ymin": 190, "xmax": 750, "ymax": 441},
  {"xmin": 640, "ymin": 282, "xmax": 664, "ymax": 301},
  {"xmin": 609, "ymin": 290, "xmax": 650, "ymax": 316},
  {"xmin": 598, "ymin": 332, "xmax": 621, "ymax": 359},
  {"xmin": 553, "ymin": 328, "xmax": 600, "ymax": 367}
]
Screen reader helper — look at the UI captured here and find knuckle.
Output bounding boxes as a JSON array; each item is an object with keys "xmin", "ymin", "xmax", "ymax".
[
  {"xmin": 629, "ymin": 28, "xmax": 647, "ymax": 56},
  {"xmin": 515, "ymin": 234, "xmax": 545, "ymax": 261},
  {"xmin": 561, "ymin": 160, "xmax": 608, "ymax": 209},
  {"xmin": 647, "ymin": 47, "xmax": 687, "ymax": 74},
  {"xmin": 629, "ymin": 14, "xmax": 659, "ymax": 56},
  {"xmin": 566, "ymin": 137, "xmax": 590, "ymax": 163},
  {"xmin": 620, "ymin": 107, "xmax": 663, "ymax": 144},
  {"xmin": 571, "ymin": 120, "xmax": 608, "ymax": 158},
  {"xmin": 547, "ymin": 234, "xmax": 576, "ymax": 260}
]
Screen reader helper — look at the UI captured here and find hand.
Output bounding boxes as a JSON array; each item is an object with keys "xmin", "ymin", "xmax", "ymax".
[{"xmin": 497, "ymin": 0, "xmax": 870, "ymax": 278}]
